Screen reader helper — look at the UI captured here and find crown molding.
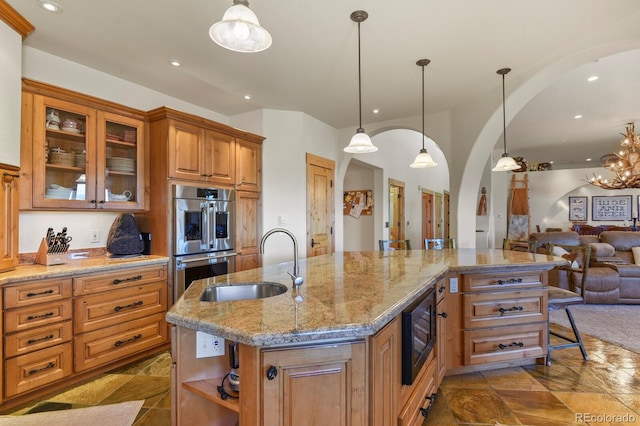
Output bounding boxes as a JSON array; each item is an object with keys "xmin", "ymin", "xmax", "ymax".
[{"xmin": 0, "ymin": 0, "xmax": 34, "ymax": 39}]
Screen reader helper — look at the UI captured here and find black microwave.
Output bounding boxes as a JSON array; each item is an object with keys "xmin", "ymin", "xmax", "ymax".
[{"xmin": 401, "ymin": 286, "xmax": 437, "ymax": 385}]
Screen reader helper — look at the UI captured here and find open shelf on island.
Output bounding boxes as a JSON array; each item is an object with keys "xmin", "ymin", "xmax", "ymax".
[{"xmin": 182, "ymin": 378, "xmax": 240, "ymax": 413}]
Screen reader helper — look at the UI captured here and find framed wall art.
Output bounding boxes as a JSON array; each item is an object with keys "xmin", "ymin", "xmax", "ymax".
[
  {"xmin": 568, "ymin": 196, "xmax": 588, "ymax": 221},
  {"xmin": 592, "ymin": 195, "xmax": 632, "ymax": 221}
]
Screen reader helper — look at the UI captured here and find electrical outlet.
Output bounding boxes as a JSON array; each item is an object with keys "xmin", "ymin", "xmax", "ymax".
[
  {"xmin": 90, "ymin": 229, "xmax": 100, "ymax": 243},
  {"xmin": 195, "ymin": 331, "xmax": 225, "ymax": 358}
]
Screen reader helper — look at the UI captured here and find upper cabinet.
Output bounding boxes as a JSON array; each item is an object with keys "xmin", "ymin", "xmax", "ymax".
[
  {"xmin": 148, "ymin": 107, "xmax": 263, "ymax": 190},
  {"xmin": 0, "ymin": 164, "xmax": 20, "ymax": 273},
  {"xmin": 20, "ymin": 80, "xmax": 147, "ymax": 211}
]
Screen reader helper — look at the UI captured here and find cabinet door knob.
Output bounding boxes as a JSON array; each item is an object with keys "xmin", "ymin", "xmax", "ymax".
[
  {"xmin": 266, "ymin": 365, "xmax": 278, "ymax": 380},
  {"xmin": 438, "ymin": 311, "xmax": 448, "ymax": 318}
]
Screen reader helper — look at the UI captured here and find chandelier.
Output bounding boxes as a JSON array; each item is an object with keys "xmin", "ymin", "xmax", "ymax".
[{"xmin": 589, "ymin": 123, "xmax": 640, "ymax": 189}]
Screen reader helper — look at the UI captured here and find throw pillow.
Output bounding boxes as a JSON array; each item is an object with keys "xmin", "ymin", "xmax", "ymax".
[
  {"xmin": 551, "ymin": 246, "xmax": 578, "ymax": 268},
  {"xmin": 589, "ymin": 242, "xmax": 616, "ymax": 257},
  {"xmin": 632, "ymin": 247, "xmax": 640, "ymax": 266}
]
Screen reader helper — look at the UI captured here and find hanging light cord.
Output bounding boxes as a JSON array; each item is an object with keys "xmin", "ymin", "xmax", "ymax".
[
  {"xmin": 501, "ymin": 70, "xmax": 507, "ymax": 155},
  {"xmin": 421, "ymin": 64, "xmax": 425, "ymax": 150},
  {"xmin": 356, "ymin": 20, "xmax": 363, "ymax": 131}
]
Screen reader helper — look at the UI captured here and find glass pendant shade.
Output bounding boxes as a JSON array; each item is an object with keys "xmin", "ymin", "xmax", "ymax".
[
  {"xmin": 209, "ymin": 1, "xmax": 272, "ymax": 53},
  {"xmin": 344, "ymin": 128, "xmax": 378, "ymax": 153},
  {"xmin": 410, "ymin": 148, "xmax": 437, "ymax": 168},
  {"xmin": 492, "ymin": 154, "xmax": 520, "ymax": 171}
]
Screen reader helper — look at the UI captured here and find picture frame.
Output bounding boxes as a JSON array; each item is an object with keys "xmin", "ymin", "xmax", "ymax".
[
  {"xmin": 592, "ymin": 195, "xmax": 632, "ymax": 221},
  {"xmin": 568, "ymin": 196, "xmax": 588, "ymax": 221}
]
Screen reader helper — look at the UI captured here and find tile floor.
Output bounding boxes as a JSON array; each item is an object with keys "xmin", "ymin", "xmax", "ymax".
[{"xmin": 8, "ymin": 323, "xmax": 640, "ymax": 425}]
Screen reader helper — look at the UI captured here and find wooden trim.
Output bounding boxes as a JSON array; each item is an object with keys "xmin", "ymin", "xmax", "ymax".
[
  {"xmin": 306, "ymin": 152, "xmax": 335, "ymax": 169},
  {"xmin": 388, "ymin": 178, "xmax": 404, "ymax": 188},
  {"xmin": 146, "ymin": 106, "xmax": 265, "ymax": 143},
  {"xmin": 0, "ymin": 0, "xmax": 34, "ymax": 39},
  {"xmin": 0, "ymin": 163, "xmax": 18, "ymax": 172},
  {"xmin": 22, "ymin": 78, "xmax": 146, "ymax": 120}
]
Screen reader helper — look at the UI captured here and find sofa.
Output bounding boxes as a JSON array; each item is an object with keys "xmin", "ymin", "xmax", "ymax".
[{"xmin": 528, "ymin": 231, "xmax": 640, "ymax": 304}]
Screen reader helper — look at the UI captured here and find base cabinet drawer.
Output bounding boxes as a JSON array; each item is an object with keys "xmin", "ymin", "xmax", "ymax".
[
  {"xmin": 5, "ymin": 320, "xmax": 73, "ymax": 358},
  {"xmin": 4, "ymin": 299, "xmax": 73, "ymax": 333},
  {"xmin": 5, "ymin": 342, "xmax": 73, "ymax": 397},
  {"xmin": 462, "ymin": 272, "xmax": 544, "ymax": 292},
  {"xmin": 4, "ymin": 278, "xmax": 72, "ymax": 308},
  {"xmin": 462, "ymin": 288, "xmax": 548, "ymax": 329},
  {"xmin": 74, "ymin": 282, "xmax": 167, "ymax": 333},
  {"xmin": 398, "ymin": 357, "xmax": 437, "ymax": 426},
  {"xmin": 464, "ymin": 322, "xmax": 546, "ymax": 365},
  {"xmin": 74, "ymin": 265, "xmax": 168, "ymax": 295},
  {"xmin": 74, "ymin": 313, "xmax": 168, "ymax": 372}
]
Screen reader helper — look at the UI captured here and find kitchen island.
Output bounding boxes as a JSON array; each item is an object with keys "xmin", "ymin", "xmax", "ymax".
[{"xmin": 167, "ymin": 249, "xmax": 565, "ymax": 426}]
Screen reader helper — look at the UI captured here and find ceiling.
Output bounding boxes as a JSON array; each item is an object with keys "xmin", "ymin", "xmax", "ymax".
[{"xmin": 8, "ymin": 0, "xmax": 640, "ymax": 169}]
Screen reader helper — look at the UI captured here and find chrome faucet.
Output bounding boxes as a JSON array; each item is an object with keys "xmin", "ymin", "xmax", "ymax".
[{"xmin": 259, "ymin": 228, "xmax": 304, "ymax": 288}]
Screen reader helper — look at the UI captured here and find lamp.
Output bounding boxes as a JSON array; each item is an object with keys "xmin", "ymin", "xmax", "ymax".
[
  {"xmin": 344, "ymin": 10, "xmax": 378, "ymax": 154},
  {"xmin": 410, "ymin": 59, "xmax": 438, "ymax": 168},
  {"xmin": 588, "ymin": 123, "xmax": 640, "ymax": 189},
  {"xmin": 492, "ymin": 67, "xmax": 520, "ymax": 172},
  {"xmin": 209, "ymin": 0, "xmax": 272, "ymax": 53}
]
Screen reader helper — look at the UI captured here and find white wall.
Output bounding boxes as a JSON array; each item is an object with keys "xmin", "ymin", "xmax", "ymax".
[
  {"xmin": 0, "ymin": 21, "xmax": 22, "ymax": 166},
  {"xmin": 343, "ymin": 161, "xmax": 376, "ymax": 251}
]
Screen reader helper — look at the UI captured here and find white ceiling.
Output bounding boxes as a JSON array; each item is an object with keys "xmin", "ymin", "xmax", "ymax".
[{"xmin": 8, "ymin": 0, "xmax": 640, "ymax": 169}]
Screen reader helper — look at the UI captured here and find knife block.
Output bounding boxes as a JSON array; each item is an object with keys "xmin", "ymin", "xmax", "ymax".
[{"xmin": 35, "ymin": 238, "xmax": 67, "ymax": 266}]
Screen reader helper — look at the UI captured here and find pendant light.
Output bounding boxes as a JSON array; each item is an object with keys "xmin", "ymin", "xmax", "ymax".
[
  {"xmin": 410, "ymin": 59, "xmax": 438, "ymax": 168},
  {"xmin": 344, "ymin": 10, "xmax": 378, "ymax": 154},
  {"xmin": 492, "ymin": 67, "xmax": 520, "ymax": 171},
  {"xmin": 209, "ymin": 0, "xmax": 272, "ymax": 53}
]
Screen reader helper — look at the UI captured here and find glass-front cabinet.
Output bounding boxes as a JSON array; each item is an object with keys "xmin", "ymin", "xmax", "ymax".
[{"xmin": 30, "ymin": 94, "xmax": 145, "ymax": 210}]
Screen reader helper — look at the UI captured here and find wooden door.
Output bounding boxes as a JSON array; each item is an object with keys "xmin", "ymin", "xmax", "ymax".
[
  {"xmin": 235, "ymin": 138, "xmax": 261, "ymax": 192},
  {"xmin": 0, "ymin": 165, "xmax": 19, "ymax": 273},
  {"xmin": 306, "ymin": 154, "xmax": 334, "ymax": 257},
  {"xmin": 435, "ymin": 192, "xmax": 443, "ymax": 239},
  {"xmin": 422, "ymin": 191, "xmax": 434, "ymax": 248},
  {"xmin": 168, "ymin": 120, "xmax": 205, "ymax": 181},
  {"xmin": 389, "ymin": 179, "xmax": 405, "ymax": 243},
  {"xmin": 262, "ymin": 341, "xmax": 367, "ymax": 425},
  {"xmin": 444, "ymin": 191, "xmax": 450, "ymax": 240},
  {"xmin": 371, "ymin": 318, "xmax": 399, "ymax": 426},
  {"xmin": 204, "ymin": 130, "xmax": 235, "ymax": 186},
  {"xmin": 236, "ymin": 191, "xmax": 261, "ymax": 271}
]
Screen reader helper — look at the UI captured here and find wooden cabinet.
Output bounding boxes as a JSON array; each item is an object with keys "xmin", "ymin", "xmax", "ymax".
[
  {"xmin": 370, "ymin": 317, "xmax": 399, "ymax": 426},
  {"xmin": 0, "ymin": 262, "xmax": 169, "ymax": 410},
  {"xmin": 0, "ymin": 165, "xmax": 19, "ymax": 273},
  {"xmin": 397, "ymin": 354, "xmax": 437, "ymax": 426},
  {"xmin": 235, "ymin": 138, "xmax": 261, "ymax": 192},
  {"xmin": 435, "ymin": 277, "xmax": 447, "ymax": 386},
  {"xmin": 20, "ymin": 79, "xmax": 147, "ymax": 211},
  {"xmin": 236, "ymin": 191, "xmax": 261, "ymax": 271},
  {"xmin": 3, "ymin": 278, "xmax": 73, "ymax": 397},
  {"xmin": 261, "ymin": 341, "xmax": 367, "ymax": 425},
  {"xmin": 73, "ymin": 265, "xmax": 168, "ymax": 372},
  {"xmin": 447, "ymin": 269, "xmax": 548, "ymax": 373}
]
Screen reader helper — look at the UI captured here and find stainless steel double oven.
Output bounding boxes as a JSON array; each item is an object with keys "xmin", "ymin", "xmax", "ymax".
[{"xmin": 173, "ymin": 184, "xmax": 235, "ymax": 303}]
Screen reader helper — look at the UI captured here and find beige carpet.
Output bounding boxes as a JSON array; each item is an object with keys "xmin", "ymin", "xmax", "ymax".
[
  {"xmin": 0, "ymin": 400, "xmax": 144, "ymax": 426},
  {"xmin": 550, "ymin": 304, "xmax": 640, "ymax": 353}
]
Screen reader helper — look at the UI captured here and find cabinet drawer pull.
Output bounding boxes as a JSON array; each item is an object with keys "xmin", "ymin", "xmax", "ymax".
[
  {"xmin": 27, "ymin": 334, "xmax": 55, "ymax": 345},
  {"xmin": 438, "ymin": 311, "xmax": 448, "ymax": 318},
  {"xmin": 3, "ymin": 172, "xmax": 20, "ymax": 180},
  {"xmin": 498, "ymin": 341, "xmax": 524, "ymax": 350},
  {"xmin": 113, "ymin": 275, "xmax": 143, "ymax": 285},
  {"xmin": 498, "ymin": 306, "xmax": 524, "ymax": 316},
  {"xmin": 114, "ymin": 300, "xmax": 143, "ymax": 312},
  {"xmin": 27, "ymin": 312, "xmax": 54, "ymax": 321},
  {"xmin": 266, "ymin": 365, "xmax": 278, "ymax": 380},
  {"xmin": 29, "ymin": 362, "xmax": 55, "ymax": 375},
  {"xmin": 27, "ymin": 289, "xmax": 54, "ymax": 297},
  {"xmin": 420, "ymin": 393, "xmax": 437, "ymax": 418},
  {"xmin": 438, "ymin": 285, "xmax": 446, "ymax": 293},
  {"xmin": 114, "ymin": 334, "xmax": 142, "ymax": 347},
  {"xmin": 497, "ymin": 278, "xmax": 523, "ymax": 285}
]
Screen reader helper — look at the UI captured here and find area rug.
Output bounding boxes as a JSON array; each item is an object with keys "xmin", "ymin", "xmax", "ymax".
[
  {"xmin": 549, "ymin": 304, "xmax": 640, "ymax": 353},
  {"xmin": 0, "ymin": 400, "xmax": 144, "ymax": 426}
]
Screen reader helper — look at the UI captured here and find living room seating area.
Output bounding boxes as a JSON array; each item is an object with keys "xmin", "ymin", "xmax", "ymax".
[{"xmin": 528, "ymin": 230, "xmax": 640, "ymax": 304}]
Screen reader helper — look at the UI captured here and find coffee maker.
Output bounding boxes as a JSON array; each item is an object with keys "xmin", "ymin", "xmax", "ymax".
[{"xmin": 228, "ymin": 342, "xmax": 240, "ymax": 392}]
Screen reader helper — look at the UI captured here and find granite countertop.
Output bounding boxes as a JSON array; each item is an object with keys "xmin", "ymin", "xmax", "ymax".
[
  {"xmin": 0, "ymin": 255, "xmax": 170, "ymax": 285},
  {"xmin": 166, "ymin": 249, "xmax": 565, "ymax": 347}
]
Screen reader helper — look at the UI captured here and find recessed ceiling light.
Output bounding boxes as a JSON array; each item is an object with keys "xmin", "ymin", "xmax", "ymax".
[
  {"xmin": 372, "ymin": 109, "xmax": 379, "ymax": 114},
  {"xmin": 574, "ymin": 115, "xmax": 583, "ymax": 119},
  {"xmin": 38, "ymin": 0, "xmax": 62, "ymax": 13},
  {"xmin": 244, "ymin": 95, "xmax": 252, "ymax": 100},
  {"xmin": 169, "ymin": 60, "xmax": 181, "ymax": 67},
  {"xmin": 586, "ymin": 158, "xmax": 592, "ymax": 162},
  {"xmin": 587, "ymin": 75, "xmax": 599, "ymax": 82},
  {"xmin": 549, "ymin": 161, "xmax": 554, "ymax": 164}
]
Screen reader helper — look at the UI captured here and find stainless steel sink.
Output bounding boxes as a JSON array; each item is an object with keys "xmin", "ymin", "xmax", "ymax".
[{"xmin": 199, "ymin": 282, "xmax": 288, "ymax": 302}]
